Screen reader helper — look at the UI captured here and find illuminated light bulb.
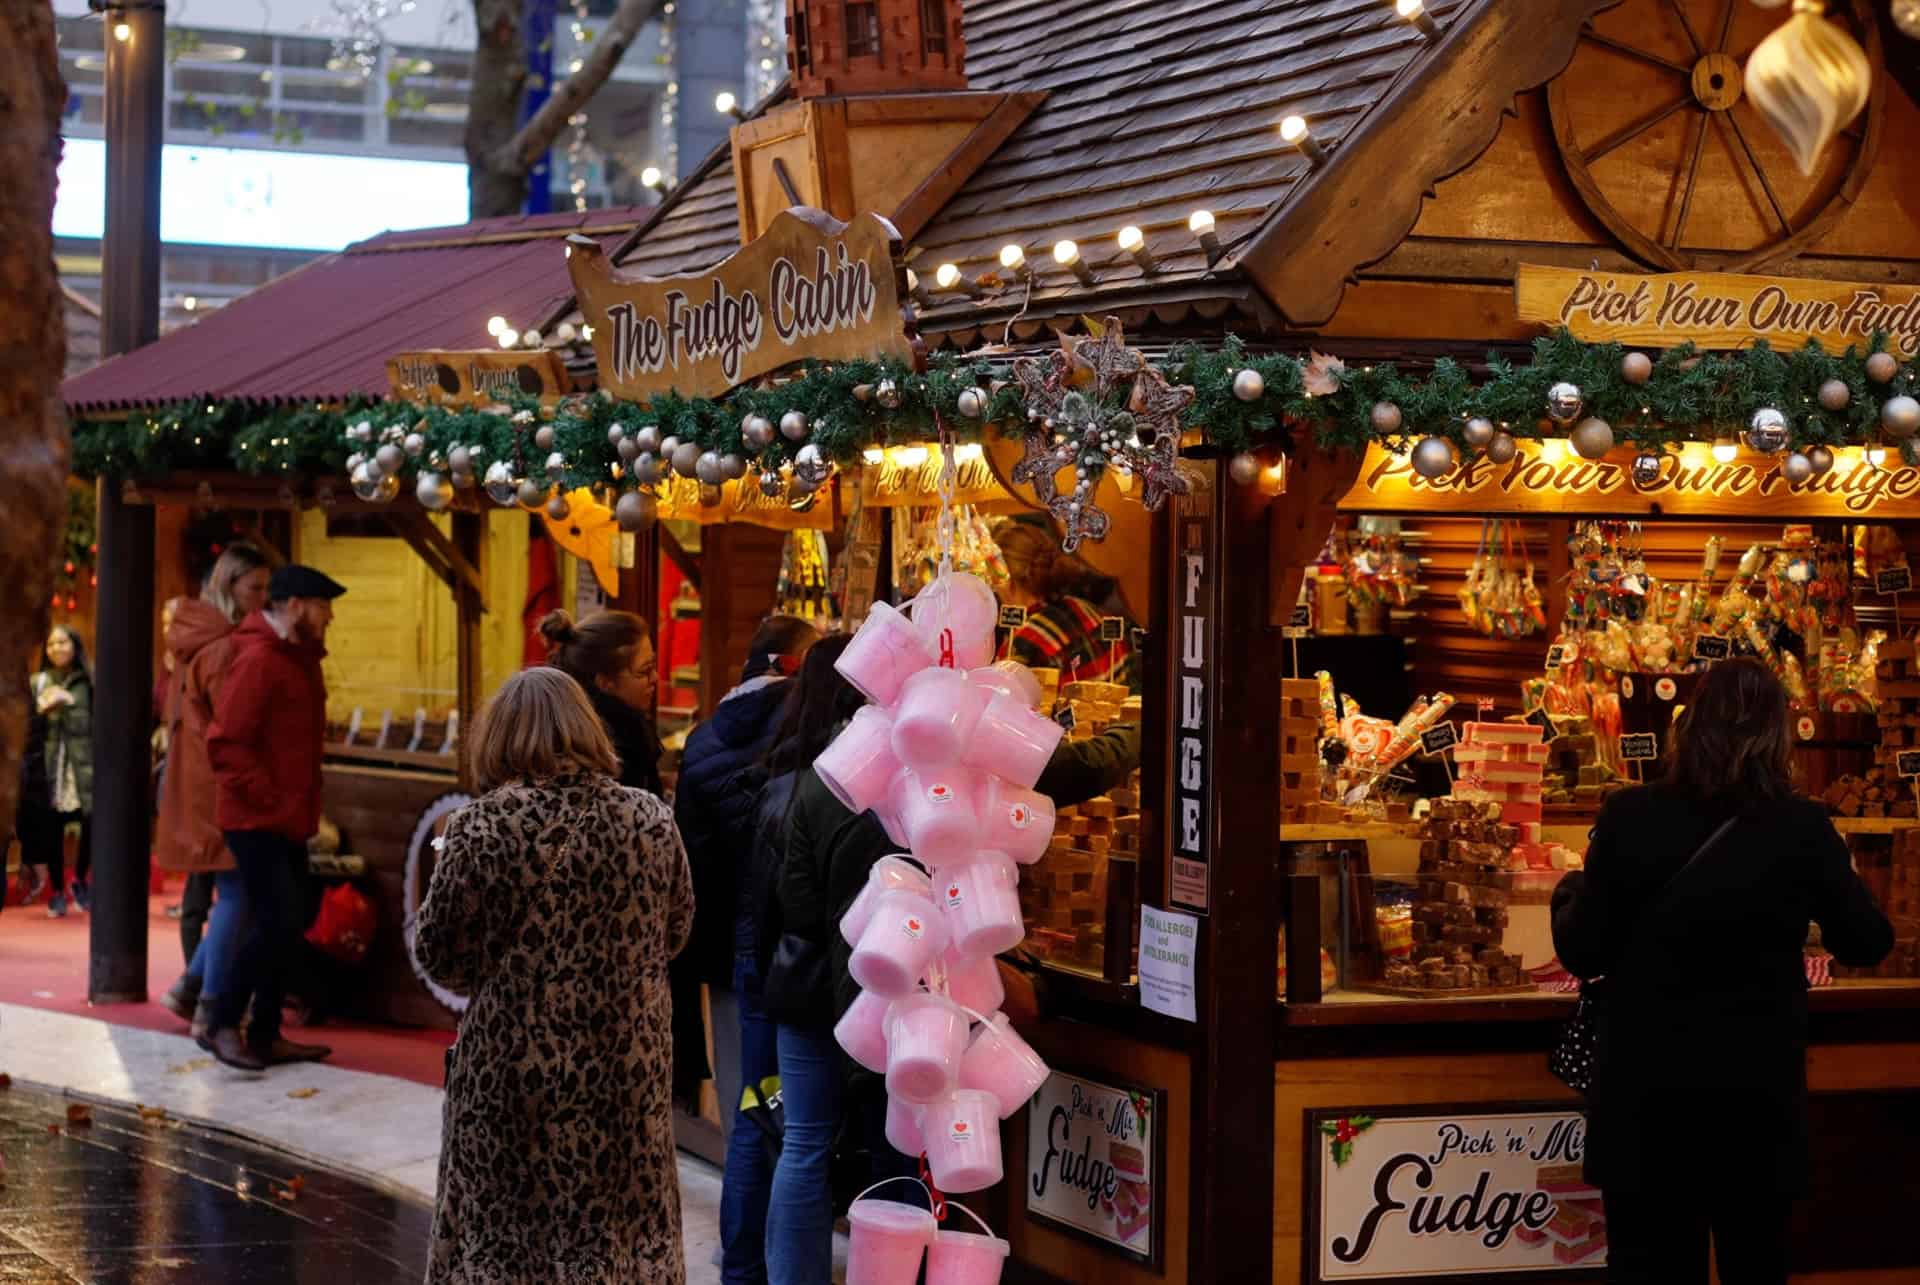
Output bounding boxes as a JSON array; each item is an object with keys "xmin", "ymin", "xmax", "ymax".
[
  {"xmin": 894, "ymin": 446, "xmax": 928, "ymax": 468},
  {"xmin": 1868, "ymin": 445, "xmax": 1887, "ymax": 468},
  {"xmin": 498, "ymin": 329, "xmax": 520, "ymax": 349},
  {"xmin": 1712, "ymin": 438, "xmax": 1738, "ymax": 463},
  {"xmin": 954, "ymin": 443, "xmax": 984, "ymax": 463},
  {"xmin": 580, "ymin": 324, "xmax": 593, "ymax": 341},
  {"xmin": 999, "ymin": 243, "xmax": 1029, "ymax": 277},
  {"xmin": 1189, "ymin": 208, "xmax": 1222, "ymax": 264},
  {"xmin": 1396, "ymin": 0, "xmax": 1439, "ymax": 37},
  {"xmin": 1540, "ymin": 439, "xmax": 1565, "ymax": 463},
  {"xmin": 1117, "ymin": 225, "xmax": 1157, "ymax": 274},
  {"xmin": 863, "ymin": 448, "xmax": 884, "ymax": 464},
  {"xmin": 640, "ymin": 166, "xmax": 664, "ymax": 189},
  {"xmin": 487, "ymin": 315, "xmax": 508, "ymax": 336},
  {"xmin": 935, "ymin": 263, "xmax": 960, "ymax": 289},
  {"xmin": 1280, "ymin": 114, "xmax": 1328, "ymax": 165},
  {"xmin": 715, "ymin": 91, "xmax": 744, "ymax": 119},
  {"xmin": 113, "ymin": 21, "xmax": 131, "ymax": 41},
  {"xmin": 182, "ymin": 296, "xmax": 198, "ymax": 312},
  {"xmin": 523, "ymin": 330, "xmax": 542, "ymax": 348},
  {"xmin": 1053, "ymin": 239, "xmax": 1095, "ymax": 287}
]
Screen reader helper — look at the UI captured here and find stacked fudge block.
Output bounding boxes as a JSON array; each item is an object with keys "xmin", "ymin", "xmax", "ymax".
[
  {"xmin": 1541, "ymin": 714, "xmax": 1614, "ymax": 805},
  {"xmin": 1452, "ymin": 722, "xmax": 1548, "ymax": 865},
  {"xmin": 1280, "ymin": 678, "xmax": 1322, "ymax": 824},
  {"xmin": 1518, "ymin": 1165, "xmax": 1607, "ymax": 1265},
  {"xmin": 1380, "ymin": 797, "xmax": 1530, "ymax": 993}
]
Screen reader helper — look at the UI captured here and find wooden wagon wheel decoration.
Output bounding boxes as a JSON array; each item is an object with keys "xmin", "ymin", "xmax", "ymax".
[{"xmin": 1549, "ymin": 0, "xmax": 1885, "ymax": 273}]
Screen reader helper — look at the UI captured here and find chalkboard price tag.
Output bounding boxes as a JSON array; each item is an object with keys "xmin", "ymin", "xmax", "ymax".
[
  {"xmin": 1524, "ymin": 707, "xmax": 1558, "ymax": 742},
  {"xmin": 1288, "ymin": 603, "xmax": 1312, "ymax": 629},
  {"xmin": 1130, "ymin": 627, "xmax": 1148, "ymax": 652},
  {"xmin": 1693, "ymin": 634, "xmax": 1732, "ymax": 662},
  {"xmin": 1420, "ymin": 723, "xmax": 1460, "ymax": 757},
  {"xmin": 1281, "ymin": 626, "xmax": 1309, "ymax": 640},
  {"xmin": 1897, "ymin": 750, "xmax": 1920, "ymax": 779},
  {"xmin": 1544, "ymin": 644, "xmax": 1565, "ymax": 669},
  {"xmin": 1054, "ymin": 704, "xmax": 1078, "ymax": 732},
  {"xmin": 1876, "ymin": 566, "xmax": 1913, "ymax": 595},
  {"xmin": 1619, "ymin": 732, "xmax": 1660, "ymax": 761},
  {"xmin": 997, "ymin": 604, "xmax": 1028, "ymax": 629},
  {"xmin": 1100, "ymin": 616, "xmax": 1126, "ymax": 643}
]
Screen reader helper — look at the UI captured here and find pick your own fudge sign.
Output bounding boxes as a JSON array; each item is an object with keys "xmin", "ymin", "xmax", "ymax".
[
  {"xmin": 1308, "ymin": 1104, "xmax": 1605, "ymax": 1281},
  {"xmin": 565, "ymin": 207, "xmax": 916, "ymax": 403},
  {"xmin": 1025, "ymin": 1071, "xmax": 1161, "ymax": 1265}
]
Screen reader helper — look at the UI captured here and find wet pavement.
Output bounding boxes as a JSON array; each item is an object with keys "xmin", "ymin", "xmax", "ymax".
[{"xmin": 0, "ymin": 1082, "xmax": 429, "ymax": 1284}]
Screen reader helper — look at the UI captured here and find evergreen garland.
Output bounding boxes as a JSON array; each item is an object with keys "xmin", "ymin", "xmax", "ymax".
[{"xmin": 69, "ymin": 331, "xmax": 1918, "ymax": 492}]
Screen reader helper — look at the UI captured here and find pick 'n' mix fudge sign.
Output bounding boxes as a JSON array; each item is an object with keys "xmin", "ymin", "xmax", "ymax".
[
  {"xmin": 1307, "ymin": 1104, "xmax": 1605, "ymax": 1280},
  {"xmin": 1025, "ymin": 1071, "xmax": 1161, "ymax": 1264}
]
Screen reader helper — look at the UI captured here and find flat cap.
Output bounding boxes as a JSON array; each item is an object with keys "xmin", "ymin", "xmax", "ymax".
[{"xmin": 268, "ymin": 564, "xmax": 348, "ymax": 601}]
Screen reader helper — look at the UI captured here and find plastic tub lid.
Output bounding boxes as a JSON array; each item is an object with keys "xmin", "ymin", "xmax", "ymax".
[{"xmin": 848, "ymin": 1200, "xmax": 937, "ymax": 1237}]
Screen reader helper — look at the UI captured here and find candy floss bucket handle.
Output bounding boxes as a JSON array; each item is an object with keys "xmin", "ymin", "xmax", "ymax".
[
  {"xmin": 856, "ymin": 1174, "xmax": 934, "ymax": 1209},
  {"xmin": 943, "ymin": 1199, "xmax": 995, "ymax": 1238}
]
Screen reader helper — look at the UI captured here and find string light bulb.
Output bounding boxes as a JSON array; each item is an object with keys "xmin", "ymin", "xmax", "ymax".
[
  {"xmin": 1117, "ymin": 225, "xmax": 1158, "ymax": 274},
  {"xmin": 640, "ymin": 166, "xmax": 664, "ymax": 189},
  {"xmin": 1712, "ymin": 437, "xmax": 1738, "ymax": 463},
  {"xmin": 1053, "ymin": 239, "xmax": 1095, "ymax": 287},
  {"xmin": 487, "ymin": 315, "xmax": 508, "ymax": 336},
  {"xmin": 113, "ymin": 21, "xmax": 132, "ymax": 41},
  {"xmin": 715, "ymin": 90, "xmax": 745, "ymax": 120},
  {"xmin": 1189, "ymin": 209, "xmax": 1222, "ymax": 265},
  {"xmin": 1395, "ymin": 0, "xmax": 1440, "ymax": 38},
  {"xmin": 1868, "ymin": 445, "xmax": 1888, "ymax": 468},
  {"xmin": 934, "ymin": 263, "xmax": 982, "ymax": 298},
  {"xmin": 999, "ymin": 244, "xmax": 1031, "ymax": 281},
  {"xmin": 1280, "ymin": 114, "xmax": 1327, "ymax": 165},
  {"xmin": 498, "ymin": 329, "xmax": 520, "ymax": 349}
]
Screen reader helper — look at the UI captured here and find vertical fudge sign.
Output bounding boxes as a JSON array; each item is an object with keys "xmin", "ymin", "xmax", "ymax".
[
  {"xmin": 1025, "ymin": 1072, "xmax": 1159, "ymax": 1263},
  {"xmin": 566, "ymin": 207, "xmax": 916, "ymax": 403},
  {"xmin": 1171, "ymin": 515, "xmax": 1212, "ymax": 913},
  {"xmin": 1308, "ymin": 1105, "xmax": 1606, "ymax": 1281}
]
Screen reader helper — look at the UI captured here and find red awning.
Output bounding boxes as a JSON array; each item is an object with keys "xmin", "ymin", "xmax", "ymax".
[{"xmin": 62, "ymin": 209, "xmax": 650, "ymax": 414}]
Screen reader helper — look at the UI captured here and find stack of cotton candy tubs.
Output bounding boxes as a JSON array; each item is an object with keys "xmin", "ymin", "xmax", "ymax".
[{"xmin": 819, "ymin": 572, "xmax": 1060, "ymax": 1285}]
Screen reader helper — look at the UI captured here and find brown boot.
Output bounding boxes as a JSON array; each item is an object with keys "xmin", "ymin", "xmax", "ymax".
[
  {"xmin": 254, "ymin": 1037, "xmax": 331, "ymax": 1066},
  {"xmin": 190, "ymin": 997, "xmax": 216, "ymax": 1044},
  {"xmin": 205, "ymin": 1027, "xmax": 266, "ymax": 1072}
]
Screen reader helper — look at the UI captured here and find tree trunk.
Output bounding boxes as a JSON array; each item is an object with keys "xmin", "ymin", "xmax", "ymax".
[
  {"xmin": 0, "ymin": 0, "xmax": 69, "ymax": 837},
  {"xmin": 466, "ymin": 0, "xmax": 530, "ymax": 218}
]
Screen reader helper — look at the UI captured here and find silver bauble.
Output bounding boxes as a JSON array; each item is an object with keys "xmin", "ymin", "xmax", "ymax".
[
  {"xmin": 351, "ymin": 458, "xmax": 399, "ymax": 504},
  {"xmin": 758, "ymin": 469, "xmax": 783, "ymax": 497},
  {"xmin": 403, "ymin": 431, "xmax": 427, "ymax": 458},
  {"xmin": 1463, "ymin": 417, "xmax": 1496, "ymax": 449},
  {"xmin": 415, "ymin": 471, "xmax": 453, "ymax": 511},
  {"xmin": 695, "ymin": 450, "xmax": 727, "ymax": 485},
  {"xmin": 617, "ymin": 436, "xmax": 640, "ymax": 463},
  {"xmin": 1807, "ymin": 444, "xmax": 1836, "ymax": 476},
  {"xmin": 793, "ymin": 442, "xmax": 830, "ymax": 483},
  {"xmin": 1410, "ymin": 436, "xmax": 1456, "ymax": 479},
  {"xmin": 517, "ymin": 479, "xmax": 549, "ymax": 509},
  {"xmin": 698, "ymin": 483, "xmax": 724, "ymax": 509},
  {"xmin": 1631, "ymin": 452, "xmax": 1662, "ymax": 487},
  {"xmin": 545, "ymin": 450, "xmax": 569, "ymax": 479},
  {"xmin": 720, "ymin": 452, "xmax": 748, "ymax": 480},
  {"xmin": 1746, "ymin": 407, "xmax": 1790, "ymax": 453},
  {"xmin": 1232, "ymin": 369, "xmax": 1265, "ymax": 403},
  {"xmin": 1486, "ymin": 432, "xmax": 1518, "ymax": 464},
  {"xmin": 1570, "ymin": 416, "xmax": 1614, "ymax": 460},
  {"xmin": 607, "ymin": 423, "xmax": 629, "ymax": 448},
  {"xmin": 742, "ymin": 415, "xmax": 776, "ymax": 449},
  {"xmin": 787, "ymin": 471, "xmax": 823, "ymax": 498},
  {"xmin": 671, "ymin": 440, "xmax": 704, "ymax": 477},
  {"xmin": 1818, "ymin": 379, "xmax": 1852, "ymax": 412},
  {"xmin": 1882, "ymin": 395, "xmax": 1920, "ymax": 438},
  {"xmin": 658, "ymin": 434, "xmax": 681, "ymax": 460},
  {"xmin": 1547, "ymin": 381, "xmax": 1584, "ymax": 423},
  {"xmin": 614, "ymin": 489, "xmax": 658, "ymax": 533},
  {"xmin": 779, "ymin": 411, "xmax": 809, "ymax": 442},
  {"xmin": 380, "ymin": 423, "xmax": 406, "ymax": 444},
  {"xmin": 1866, "ymin": 352, "xmax": 1899, "ymax": 384},
  {"xmin": 345, "ymin": 451, "xmax": 368, "ymax": 475},
  {"xmin": 375, "ymin": 442, "xmax": 405, "ymax": 474},
  {"xmin": 1228, "ymin": 451, "xmax": 1261, "ymax": 485},
  {"xmin": 349, "ymin": 420, "xmax": 376, "ymax": 445},
  {"xmin": 632, "ymin": 452, "xmax": 664, "ymax": 485},
  {"xmin": 534, "ymin": 425, "xmax": 556, "ymax": 452},
  {"xmin": 1370, "ymin": 401, "xmax": 1403, "ymax": 434},
  {"xmin": 1621, "ymin": 352, "xmax": 1653, "ymax": 385},
  {"xmin": 546, "ymin": 493, "xmax": 571, "ymax": 520},
  {"xmin": 634, "ymin": 425, "xmax": 663, "ymax": 454},
  {"xmin": 483, "ymin": 461, "xmax": 519, "ymax": 506},
  {"xmin": 874, "ymin": 379, "xmax": 902, "ymax": 410},
  {"xmin": 1781, "ymin": 452, "xmax": 1815, "ymax": 485},
  {"xmin": 1896, "ymin": 0, "xmax": 1920, "ymax": 39},
  {"xmin": 956, "ymin": 388, "xmax": 986, "ymax": 419}
]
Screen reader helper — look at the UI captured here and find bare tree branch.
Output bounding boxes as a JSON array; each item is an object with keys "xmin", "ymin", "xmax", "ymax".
[{"xmin": 491, "ymin": 0, "xmax": 663, "ymax": 175}]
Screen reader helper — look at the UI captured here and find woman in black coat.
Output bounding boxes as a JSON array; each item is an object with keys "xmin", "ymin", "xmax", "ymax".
[{"xmin": 1551, "ymin": 658, "xmax": 1891, "ymax": 1283}]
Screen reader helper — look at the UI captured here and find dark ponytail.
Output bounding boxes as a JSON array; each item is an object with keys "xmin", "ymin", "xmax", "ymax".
[{"xmin": 540, "ymin": 609, "xmax": 649, "ymax": 686}]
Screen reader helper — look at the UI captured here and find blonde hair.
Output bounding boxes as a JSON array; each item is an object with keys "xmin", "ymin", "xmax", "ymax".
[
  {"xmin": 473, "ymin": 667, "xmax": 620, "ymax": 791},
  {"xmin": 203, "ymin": 543, "xmax": 271, "ymax": 622}
]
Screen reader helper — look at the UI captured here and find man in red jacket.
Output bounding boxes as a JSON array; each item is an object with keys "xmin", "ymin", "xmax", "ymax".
[{"xmin": 202, "ymin": 564, "xmax": 345, "ymax": 1071}]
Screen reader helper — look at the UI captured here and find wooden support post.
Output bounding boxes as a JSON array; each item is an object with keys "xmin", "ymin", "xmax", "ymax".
[
  {"xmin": 451, "ymin": 511, "xmax": 484, "ymax": 790},
  {"xmin": 1285, "ymin": 872, "xmax": 1326, "ymax": 1005},
  {"xmin": 88, "ymin": 482, "xmax": 155, "ymax": 1003}
]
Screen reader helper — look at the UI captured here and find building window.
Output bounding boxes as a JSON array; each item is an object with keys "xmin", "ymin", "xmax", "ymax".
[
  {"xmin": 921, "ymin": 0, "xmax": 947, "ymax": 56},
  {"xmin": 846, "ymin": 2, "xmax": 880, "ymax": 58},
  {"xmin": 791, "ymin": 6, "xmax": 811, "ymax": 71}
]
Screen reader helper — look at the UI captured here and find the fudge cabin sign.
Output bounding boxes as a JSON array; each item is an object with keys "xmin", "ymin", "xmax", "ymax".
[
  {"xmin": 566, "ymin": 207, "xmax": 916, "ymax": 404},
  {"xmin": 1516, "ymin": 264, "xmax": 1920, "ymax": 358},
  {"xmin": 1343, "ymin": 440, "xmax": 1920, "ymax": 521},
  {"xmin": 386, "ymin": 349, "xmax": 570, "ymax": 406}
]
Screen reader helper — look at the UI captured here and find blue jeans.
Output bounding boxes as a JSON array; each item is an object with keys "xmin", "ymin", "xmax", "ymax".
[
  {"xmin": 766, "ymin": 1021, "xmax": 840, "ymax": 1285},
  {"xmin": 720, "ymin": 954, "xmax": 779, "ymax": 1285},
  {"xmin": 211, "ymin": 831, "xmax": 305, "ymax": 1046},
  {"xmin": 187, "ymin": 877, "xmax": 253, "ymax": 999}
]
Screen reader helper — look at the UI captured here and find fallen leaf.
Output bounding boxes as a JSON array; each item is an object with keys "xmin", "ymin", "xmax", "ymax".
[
  {"xmin": 166, "ymin": 1058, "xmax": 213, "ymax": 1074},
  {"xmin": 285, "ymin": 1087, "xmax": 319, "ymax": 1100},
  {"xmin": 64, "ymin": 1105, "xmax": 91, "ymax": 1129},
  {"xmin": 138, "ymin": 1105, "xmax": 169, "ymax": 1123},
  {"xmin": 275, "ymin": 1174, "xmax": 306, "ymax": 1202}
]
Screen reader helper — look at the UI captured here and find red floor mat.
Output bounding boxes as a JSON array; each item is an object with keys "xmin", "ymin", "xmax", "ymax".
[{"xmin": 0, "ymin": 887, "xmax": 452, "ymax": 1087}]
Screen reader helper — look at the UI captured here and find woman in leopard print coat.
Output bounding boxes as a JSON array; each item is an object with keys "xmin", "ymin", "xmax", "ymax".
[{"xmin": 416, "ymin": 666, "xmax": 695, "ymax": 1284}]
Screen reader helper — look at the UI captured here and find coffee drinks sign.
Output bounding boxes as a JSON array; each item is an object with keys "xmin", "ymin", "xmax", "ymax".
[
  {"xmin": 1341, "ymin": 440, "xmax": 1920, "ymax": 521},
  {"xmin": 1515, "ymin": 264, "xmax": 1920, "ymax": 358},
  {"xmin": 566, "ymin": 207, "xmax": 916, "ymax": 404},
  {"xmin": 386, "ymin": 349, "xmax": 570, "ymax": 406}
]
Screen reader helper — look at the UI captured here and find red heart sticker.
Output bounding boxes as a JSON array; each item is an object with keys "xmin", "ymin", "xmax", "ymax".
[
  {"xmin": 948, "ymin": 885, "xmax": 960, "ymax": 898},
  {"xmin": 907, "ymin": 918, "xmax": 922, "ymax": 932},
  {"xmin": 928, "ymin": 783, "xmax": 952, "ymax": 803},
  {"xmin": 953, "ymin": 1122, "xmax": 968, "ymax": 1134}
]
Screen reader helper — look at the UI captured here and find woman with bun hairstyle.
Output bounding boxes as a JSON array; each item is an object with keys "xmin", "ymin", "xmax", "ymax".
[{"xmin": 539, "ymin": 608, "xmax": 664, "ymax": 797}]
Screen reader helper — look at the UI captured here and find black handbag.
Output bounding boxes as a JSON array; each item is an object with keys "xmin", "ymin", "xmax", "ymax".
[
  {"xmin": 1548, "ymin": 814, "xmax": 1738, "ymax": 1093},
  {"xmin": 762, "ymin": 932, "xmax": 831, "ymax": 1027}
]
